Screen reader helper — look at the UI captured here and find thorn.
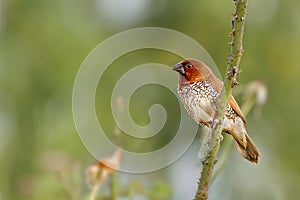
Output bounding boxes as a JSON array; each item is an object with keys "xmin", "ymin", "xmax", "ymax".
[
  {"xmin": 231, "ymin": 19, "xmax": 235, "ymax": 28},
  {"xmin": 226, "ymin": 68, "xmax": 235, "ymax": 80},
  {"xmin": 233, "ymin": 13, "xmax": 238, "ymax": 19},
  {"xmin": 231, "ymin": 79, "xmax": 240, "ymax": 88},
  {"xmin": 232, "ymin": 66, "xmax": 241, "ymax": 76},
  {"xmin": 226, "ymin": 74, "xmax": 232, "ymax": 81},
  {"xmin": 214, "ymin": 159, "xmax": 218, "ymax": 165},
  {"xmin": 219, "ymin": 134, "xmax": 224, "ymax": 141},
  {"xmin": 228, "ymin": 29, "xmax": 236, "ymax": 37},
  {"xmin": 234, "ymin": 80, "xmax": 240, "ymax": 86},
  {"xmin": 232, "ymin": 66, "xmax": 238, "ymax": 74}
]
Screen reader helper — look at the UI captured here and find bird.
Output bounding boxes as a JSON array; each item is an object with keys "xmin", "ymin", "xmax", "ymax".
[{"xmin": 172, "ymin": 58, "xmax": 261, "ymax": 163}]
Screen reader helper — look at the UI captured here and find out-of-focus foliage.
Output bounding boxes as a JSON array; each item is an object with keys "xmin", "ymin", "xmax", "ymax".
[{"xmin": 0, "ymin": 0, "xmax": 299, "ymax": 199}]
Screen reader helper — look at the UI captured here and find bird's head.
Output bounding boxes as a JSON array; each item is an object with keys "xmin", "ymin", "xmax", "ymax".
[
  {"xmin": 172, "ymin": 59, "xmax": 204, "ymax": 83},
  {"xmin": 172, "ymin": 58, "xmax": 223, "ymax": 91}
]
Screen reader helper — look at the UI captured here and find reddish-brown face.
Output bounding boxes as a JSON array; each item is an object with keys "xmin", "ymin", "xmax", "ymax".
[{"xmin": 172, "ymin": 59, "xmax": 201, "ymax": 83}]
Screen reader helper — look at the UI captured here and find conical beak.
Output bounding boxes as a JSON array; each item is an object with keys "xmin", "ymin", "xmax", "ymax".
[{"xmin": 172, "ymin": 62, "xmax": 185, "ymax": 76}]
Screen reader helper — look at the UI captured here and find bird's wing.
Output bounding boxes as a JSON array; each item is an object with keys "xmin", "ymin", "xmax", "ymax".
[{"xmin": 229, "ymin": 95, "xmax": 247, "ymax": 124}]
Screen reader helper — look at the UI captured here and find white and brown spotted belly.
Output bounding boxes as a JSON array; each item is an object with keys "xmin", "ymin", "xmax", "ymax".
[
  {"xmin": 178, "ymin": 81, "xmax": 245, "ymax": 135},
  {"xmin": 178, "ymin": 81, "xmax": 218, "ymax": 126}
]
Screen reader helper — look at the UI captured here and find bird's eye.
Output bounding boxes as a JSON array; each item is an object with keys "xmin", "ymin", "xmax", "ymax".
[{"xmin": 186, "ymin": 63, "xmax": 192, "ymax": 68}]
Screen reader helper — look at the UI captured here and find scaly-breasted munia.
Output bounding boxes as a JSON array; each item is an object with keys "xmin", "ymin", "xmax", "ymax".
[{"xmin": 172, "ymin": 58, "xmax": 261, "ymax": 163}]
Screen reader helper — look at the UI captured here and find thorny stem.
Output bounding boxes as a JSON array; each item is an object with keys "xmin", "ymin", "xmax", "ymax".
[{"xmin": 194, "ymin": 0, "xmax": 249, "ymax": 199}]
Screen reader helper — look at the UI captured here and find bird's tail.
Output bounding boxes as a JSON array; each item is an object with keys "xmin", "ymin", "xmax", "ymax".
[{"xmin": 232, "ymin": 131, "xmax": 261, "ymax": 163}]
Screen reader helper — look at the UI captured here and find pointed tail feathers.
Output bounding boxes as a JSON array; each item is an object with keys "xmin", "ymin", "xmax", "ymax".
[{"xmin": 232, "ymin": 131, "xmax": 261, "ymax": 163}]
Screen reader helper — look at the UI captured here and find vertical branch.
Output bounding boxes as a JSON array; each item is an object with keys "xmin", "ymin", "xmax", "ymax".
[
  {"xmin": 224, "ymin": 0, "xmax": 249, "ymax": 97},
  {"xmin": 194, "ymin": 0, "xmax": 249, "ymax": 199}
]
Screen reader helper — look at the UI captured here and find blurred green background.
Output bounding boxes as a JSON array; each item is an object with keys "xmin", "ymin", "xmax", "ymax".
[{"xmin": 1, "ymin": 0, "xmax": 300, "ymax": 199}]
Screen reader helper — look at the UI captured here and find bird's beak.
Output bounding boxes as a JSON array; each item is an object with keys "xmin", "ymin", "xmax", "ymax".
[{"xmin": 172, "ymin": 62, "xmax": 185, "ymax": 76}]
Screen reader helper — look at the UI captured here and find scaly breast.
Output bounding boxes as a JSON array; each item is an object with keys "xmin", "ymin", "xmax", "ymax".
[{"xmin": 178, "ymin": 81, "xmax": 217, "ymax": 125}]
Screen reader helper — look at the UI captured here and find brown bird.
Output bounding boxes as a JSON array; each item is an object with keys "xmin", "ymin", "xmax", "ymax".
[{"xmin": 172, "ymin": 58, "xmax": 261, "ymax": 163}]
